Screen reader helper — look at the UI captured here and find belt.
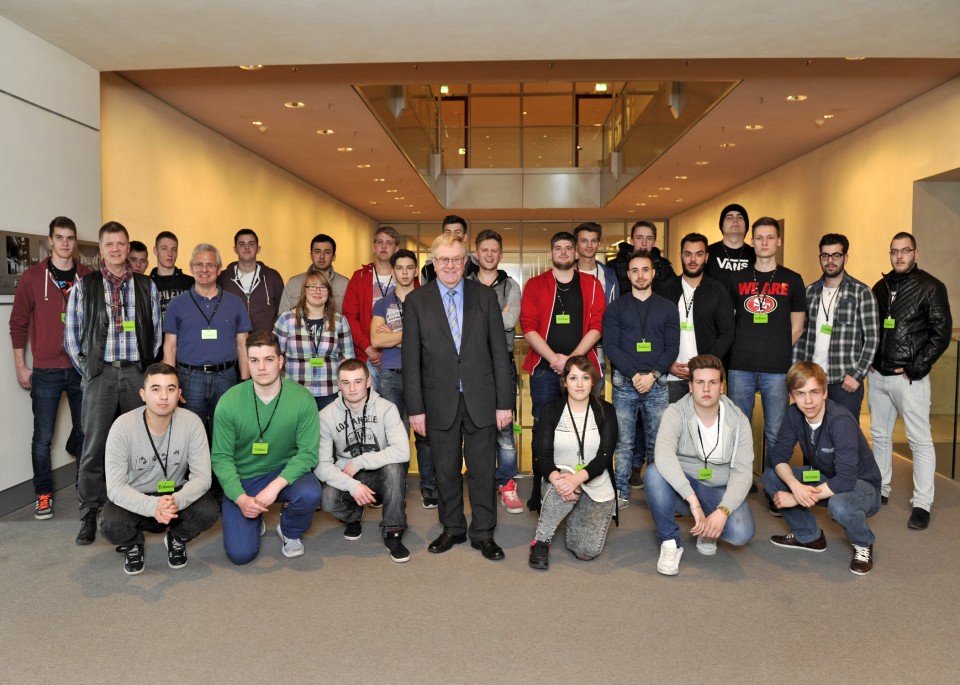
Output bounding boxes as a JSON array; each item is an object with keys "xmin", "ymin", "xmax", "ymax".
[
  {"xmin": 178, "ymin": 361, "xmax": 237, "ymax": 373},
  {"xmin": 109, "ymin": 360, "xmax": 137, "ymax": 368}
]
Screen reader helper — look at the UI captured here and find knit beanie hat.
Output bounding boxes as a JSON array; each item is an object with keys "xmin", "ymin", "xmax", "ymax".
[{"xmin": 719, "ymin": 203, "xmax": 749, "ymax": 230}]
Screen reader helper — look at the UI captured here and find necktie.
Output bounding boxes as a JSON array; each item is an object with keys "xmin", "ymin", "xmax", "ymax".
[{"xmin": 446, "ymin": 289, "xmax": 461, "ymax": 352}]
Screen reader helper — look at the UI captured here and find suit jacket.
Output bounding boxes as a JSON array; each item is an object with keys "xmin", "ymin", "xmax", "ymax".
[
  {"xmin": 402, "ymin": 278, "xmax": 512, "ymax": 432},
  {"xmin": 657, "ymin": 274, "xmax": 735, "ymax": 361}
]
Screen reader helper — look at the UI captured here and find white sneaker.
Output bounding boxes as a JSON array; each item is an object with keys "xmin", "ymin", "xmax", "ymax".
[
  {"xmin": 617, "ymin": 496, "xmax": 630, "ymax": 509},
  {"xmin": 696, "ymin": 535, "xmax": 718, "ymax": 556},
  {"xmin": 657, "ymin": 542, "xmax": 683, "ymax": 576},
  {"xmin": 277, "ymin": 523, "xmax": 304, "ymax": 558},
  {"xmin": 258, "ymin": 518, "xmax": 266, "ymax": 537}
]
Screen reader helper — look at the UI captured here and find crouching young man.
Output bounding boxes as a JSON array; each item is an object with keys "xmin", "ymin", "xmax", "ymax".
[
  {"xmin": 317, "ymin": 359, "xmax": 411, "ymax": 562},
  {"xmin": 101, "ymin": 363, "xmax": 218, "ymax": 575},
  {"xmin": 645, "ymin": 354, "xmax": 755, "ymax": 576},
  {"xmin": 763, "ymin": 361, "xmax": 881, "ymax": 575}
]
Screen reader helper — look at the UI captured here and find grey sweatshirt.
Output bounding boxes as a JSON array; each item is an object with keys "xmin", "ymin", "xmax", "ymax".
[
  {"xmin": 105, "ymin": 406, "xmax": 212, "ymax": 517},
  {"xmin": 315, "ymin": 389, "xmax": 410, "ymax": 495},
  {"xmin": 653, "ymin": 393, "xmax": 754, "ymax": 513}
]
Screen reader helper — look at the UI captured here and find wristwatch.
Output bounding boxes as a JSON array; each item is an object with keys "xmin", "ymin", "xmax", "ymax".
[
  {"xmin": 716, "ymin": 505, "xmax": 731, "ymax": 517},
  {"xmin": 650, "ymin": 370, "xmax": 662, "ymax": 380}
]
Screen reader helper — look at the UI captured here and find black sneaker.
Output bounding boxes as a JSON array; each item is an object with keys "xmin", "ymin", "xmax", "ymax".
[
  {"xmin": 369, "ymin": 493, "xmax": 383, "ymax": 509},
  {"xmin": 344, "ymin": 521, "xmax": 363, "ymax": 540},
  {"xmin": 908, "ymin": 507, "xmax": 930, "ymax": 530},
  {"xmin": 629, "ymin": 468, "xmax": 644, "ymax": 489},
  {"xmin": 122, "ymin": 536, "xmax": 145, "ymax": 575},
  {"xmin": 529, "ymin": 540, "xmax": 550, "ymax": 570},
  {"xmin": 770, "ymin": 531, "xmax": 827, "ymax": 552},
  {"xmin": 76, "ymin": 509, "xmax": 97, "ymax": 545},
  {"xmin": 384, "ymin": 530, "xmax": 410, "ymax": 563},
  {"xmin": 420, "ymin": 488, "xmax": 438, "ymax": 509},
  {"xmin": 881, "ymin": 495, "xmax": 889, "ymax": 505},
  {"xmin": 164, "ymin": 530, "xmax": 188, "ymax": 569}
]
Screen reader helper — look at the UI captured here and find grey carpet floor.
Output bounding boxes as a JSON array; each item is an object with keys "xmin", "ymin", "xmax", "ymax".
[{"xmin": 1, "ymin": 455, "xmax": 958, "ymax": 684}]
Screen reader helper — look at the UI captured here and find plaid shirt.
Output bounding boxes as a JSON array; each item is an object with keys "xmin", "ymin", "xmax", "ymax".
[
  {"xmin": 274, "ymin": 310, "xmax": 355, "ymax": 398},
  {"xmin": 793, "ymin": 273, "xmax": 879, "ymax": 383},
  {"xmin": 64, "ymin": 275, "xmax": 162, "ymax": 370}
]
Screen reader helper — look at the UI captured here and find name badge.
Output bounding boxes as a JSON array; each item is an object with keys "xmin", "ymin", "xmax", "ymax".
[
  {"xmin": 698, "ymin": 468, "xmax": 713, "ymax": 481},
  {"xmin": 802, "ymin": 469, "xmax": 821, "ymax": 483},
  {"xmin": 513, "ymin": 422, "xmax": 522, "ymax": 434},
  {"xmin": 252, "ymin": 442, "xmax": 269, "ymax": 455},
  {"xmin": 820, "ymin": 323, "xmax": 833, "ymax": 335},
  {"xmin": 883, "ymin": 317, "xmax": 895, "ymax": 329},
  {"xmin": 680, "ymin": 321, "xmax": 694, "ymax": 332},
  {"xmin": 157, "ymin": 480, "xmax": 175, "ymax": 494},
  {"xmin": 575, "ymin": 464, "xmax": 586, "ymax": 472},
  {"xmin": 636, "ymin": 342, "xmax": 652, "ymax": 352},
  {"xmin": 309, "ymin": 357, "xmax": 325, "ymax": 368},
  {"xmin": 61, "ymin": 312, "xmax": 66, "ymax": 323},
  {"xmin": 555, "ymin": 314, "xmax": 571, "ymax": 324},
  {"xmin": 201, "ymin": 328, "xmax": 218, "ymax": 340},
  {"xmin": 122, "ymin": 320, "xmax": 136, "ymax": 332},
  {"xmin": 753, "ymin": 313, "xmax": 768, "ymax": 324}
]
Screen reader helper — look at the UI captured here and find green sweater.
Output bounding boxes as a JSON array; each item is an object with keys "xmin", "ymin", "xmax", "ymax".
[{"xmin": 211, "ymin": 379, "xmax": 320, "ymax": 502}]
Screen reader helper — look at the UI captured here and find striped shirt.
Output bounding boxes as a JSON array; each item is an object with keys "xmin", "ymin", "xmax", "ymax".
[{"xmin": 274, "ymin": 310, "xmax": 355, "ymax": 398}]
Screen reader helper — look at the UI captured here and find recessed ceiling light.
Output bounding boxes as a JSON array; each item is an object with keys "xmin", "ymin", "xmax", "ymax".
[
  {"xmin": 386, "ymin": 189, "xmax": 398, "ymax": 193},
  {"xmin": 404, "ymin": 204, "xmax": 414, "ymax": 208},
  {"xmin": 658, "ymin": 186, "xmax": 671, "ymax": 191},
  {"xmin": 695, "ymin": 160, "xmax": 709, "ymax": 166},
  {"xmin": 239, "ymin": 64, "xmax": 263, "ymax": 71},
  {"xmin": 316, "ymin": 129, "xmax": 334, "ymax": 135},
  {"xmin": 786, "ymin": 95, "xmax": 808, "ymax": 102},
  {"xmin": 369, "ymin": 201, "xmax": 378, "ymax": 205},
  {"xmin": 674, "ymin": 175, "xmax": 688, "ymax": 180},
  {"xmin": 745, "ymin": 124, "xmax": 763, "ymax": 131},
  {"xmin": 373, "ymin": 178, "xmax": 385, "ymax": 182},
  {"xmin": 251, "ymin": 121, "xmax": 263, "ymax": 126},
  {"xmin": 720, "ymin": 142, "xmax": 736, "ymax": 148},
  {"xmin": 337, "ymin": 147, "xmax": 353, "ymax": 152},
  {"xmin": 674, "ymin": 198, "xmax": 684, "ymax": 203},
  {"xmin": 284, "ymin": 101, "xmax": 305, "ymax": 109},
  {"xmin": 412, "ymin": 211, "xmax": 421, "ymax": 214},
  {"xmin": 627, "ymin": 209, "xmax": 635, "ymax": 213},
  {"xmin": 356, "ymin": 163, "xmax": 371, "ymax": 168},
  {"xmin": 635, "ymin": 202, "xmax": 646, "ymax": 207},
  {"xmin": 647, "ymin": 194, "xmax": 659, "ymax": 198},
  {"xmin": 439, "ymin": 85, "xmax": 449, "ymax": 95},
  {"xmin": 822, "ymin": 114, "xmax": 835, "ymax": 119},
  {"xmin": 845, "ymin": 57, "xmax": 866, "ymax": 61},
  {"xmin": 595, "ymin": 83, "xmax": 608, "ymax": 92}
]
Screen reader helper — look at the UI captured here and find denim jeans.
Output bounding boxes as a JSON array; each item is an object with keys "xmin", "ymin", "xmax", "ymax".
[
  {"xmin": 30, "ymin": 367, "xmax": 84, "ymax": 495},
  {"xmin": 528, "ymin": 365, "xmax": 565, "ymax": 502},
  {"xmin": 366, "ymin": 360, "xmax": 381, "ymax": 393},
  {"xmin": 534, "ymin": 484, "xmax": 614, "ymax": 559},
  {"xmin": 320, "ymin": 462, "xmax": 407, "ymax": 534},
  {"xmin": 726, "ymin": 370, "xmax": 789, "ymax": 464},
  {"xmin": 495, "ymin": 359, "xmax": 519, "ymax": 487},
  {"xmin": 100, "ymin": 492, "xmax": 219, "ymax": 546},
  {"xmin": 866, "ymin": 370, "xmax": 936, "ymax": 509},
  {"xmin": 828, "ymin": 381, "xmax": 864, "ymax": 420},
  {"xmin": 612, "ymin": 371, "xmax": 668, "ymax": 498},
  {"xmin": 179, "ymin": 366, "xmax": 238, "ymax": 442},
  {"xmin": 221, "ymin": 469, "xmax": 322, "ymax": 565},
  {"xmin": 763, "ymin": 467, "xmax": 881, "ymax": 546},
  {"xmin": 378, "ymin": 368, "xmax": 434, "ymax": 489},
  {"xmin": 644, "ymin": 463, "xmax": 755, "ymax": 547}
]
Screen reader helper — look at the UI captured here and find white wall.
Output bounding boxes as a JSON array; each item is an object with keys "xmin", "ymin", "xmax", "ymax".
[{"xmin": 0, "ymin": 16, "xmax": 102, "ymax": 494}]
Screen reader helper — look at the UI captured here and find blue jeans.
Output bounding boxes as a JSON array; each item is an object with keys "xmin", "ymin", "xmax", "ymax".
[
  {"xmin": 221, "ymin": 469, "xmax": 322, "ymax": 565},
  {"xmin": 179, "ymin": 366, "xmax": 238, "ymax": 442},
  {"xmin": 726, "ymin": 370, "xmax": 789, "ymax": 464},
  {"xmin": 495, "ymin": 359, "xmax": 518, "ymax": 487},
  {"xmin": 644, "ymin": 463, "xmax": 755, "ymax": 546},
  {"xmin": 378, "ymin": 368, "xmax": 434, "ymax": 489},
  {"xmin": 30, "ymin": 367, "xmax": 84, "ymax": 495},
  {"xmin": 612, "ymin": 371, "xmax": 668, "ymax": 498},
  {"xmin": 763, "ymin": 467, "xmax": 881, "ymax": 546},
  {"xmin": 366, "ymin": 360, "xmax": 381, "ymax": 393},
  {"xmin": 321, "ymin": 462, "xmax": 407, "ymax": 534},
  {"xmin": 529, "ymin": 364, "xmax": 564, "ymax": 446}
]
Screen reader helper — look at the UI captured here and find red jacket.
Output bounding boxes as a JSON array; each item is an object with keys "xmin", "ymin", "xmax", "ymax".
[
  {"xmin": 342, "ymin": 263, "xmax": 382, "ymax": 362},
  {"xmin": 10, "ymin": 258, "xmax": 91, "ymax": 368},
  {"xmin": 520, "ymin": 269, "xmax": 605, "ymax": 374}
]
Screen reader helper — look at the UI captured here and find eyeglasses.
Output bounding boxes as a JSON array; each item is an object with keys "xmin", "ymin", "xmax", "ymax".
[
  {"xmin": 434, "ymin": 256, "xmax": 465, "ymax": 267},
  {"xmin": 819, "ymin": 252, "xmax": 845, "ymax": 261},
  {"xmin": 191, "ymin": 262, "xmax": 219, "ymax": 270},
  {"xmin": 304, "ymin": 284, "xmax": 329, "ymax": 292},
  {"xmin": 889, "ymin": 247, "xmax": 915, "ymax": 257}
]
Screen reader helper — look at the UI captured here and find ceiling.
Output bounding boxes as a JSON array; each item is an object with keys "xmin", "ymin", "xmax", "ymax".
[{"xmin": 2, "ymin": 1, "xmax": 960, "ymax": 222}]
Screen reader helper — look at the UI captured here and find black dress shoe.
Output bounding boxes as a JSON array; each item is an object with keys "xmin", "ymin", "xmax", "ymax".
[
  {"xmin": 428, "ymin": 531, "xmax": 467, "ymax": 553},
  {"xmin": 76, "ymin": 509, "xmax": 97, "ymax": 545},
  {"xmin": 908, "ymin": 507, "xmax": 930, "ymax": 530},
  {"xmin": 472, "ymin": 538, "xmax": 505, "ymax": 561}
]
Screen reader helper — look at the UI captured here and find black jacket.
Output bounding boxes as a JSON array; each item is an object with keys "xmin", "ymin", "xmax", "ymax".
[
  {"xmin": 657, "ymin": 274, "xmax": 736, "ymax": 361},
  {"xmin": 872, "ymin": 266, "xmax": 952, "ymax": 379},
  {"xmin": 609, "ymin": 243, "xmax": 675, "ymax": 296}
]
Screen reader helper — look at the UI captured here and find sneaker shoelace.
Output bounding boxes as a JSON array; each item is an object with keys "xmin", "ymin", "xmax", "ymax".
[
  {"xmin": 853, "ymin": 545, "xmax": 871, "ymax": 562},
  {"xmin": 126, "ymin": 543, "xmax": 141, "ymax": 558},
  {"xmin": 37, "ymin": 494, "xmax": 52, "ymax": 509},
  {"xmin": 170, "ymin": 536, "xmax": 186, "ymax": 553},
  {"xmin": 502, "ymin": 489, "xmax": 521, "ymax": 503}
]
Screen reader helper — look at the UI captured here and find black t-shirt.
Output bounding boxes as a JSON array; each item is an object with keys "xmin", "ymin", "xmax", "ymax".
[
  {"xmin": 47, "ymin": 261, "xmax": 77, "ymax": 296},
  {"xmin": 540, "ymin": 279, "xmax": 583, "ymax": 370},
  {"xmin": 705, "ymin": 241, "xmax": 756, "ymax": 290},
  {"xmin": 729, "ymin": 265, "xmax": 806, "ymax": 373},
  {"xmin": 150, "ymin": 268, "xmax": 195, "ymax": 317}
]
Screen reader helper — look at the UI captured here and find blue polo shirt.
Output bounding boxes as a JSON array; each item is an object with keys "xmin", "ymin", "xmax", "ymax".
[{"xmin": 163, "ymin": 287, "xmax": 252, "ymax": 365}]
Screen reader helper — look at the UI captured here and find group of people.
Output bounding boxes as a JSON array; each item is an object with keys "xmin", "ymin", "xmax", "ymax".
[{"xmin": 9, "ymin": 206, "xmax": 950, "ymax": 578}]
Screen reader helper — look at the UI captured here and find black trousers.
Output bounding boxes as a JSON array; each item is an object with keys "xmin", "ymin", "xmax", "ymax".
[
  {"xmin": 429, "ymin": 394, "xmax": 497, "ymax": 541},
  {"xmin": 100, "ymin": 493, "xmax": 219, "ymax": 546}
]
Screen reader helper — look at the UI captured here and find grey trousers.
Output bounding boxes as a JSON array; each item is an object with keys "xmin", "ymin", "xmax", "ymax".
[{"xmin": 534, "ymin": 484, "xmax": 615, "ymax": 559}]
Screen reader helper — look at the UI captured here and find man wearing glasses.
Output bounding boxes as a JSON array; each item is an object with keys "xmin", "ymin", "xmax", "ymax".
[
  {"xmin": 868, "ymin": 232, "xmax": 951, "ymax": 530},
  {"xmin": 793, "ymin": 233, "xmax": 879, "ymax": 419}
]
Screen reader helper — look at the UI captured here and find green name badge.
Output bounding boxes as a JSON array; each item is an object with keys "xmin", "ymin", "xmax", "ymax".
[
  {"xmin": 636, "ymin": 342, "xmax": 652, "ymax": 352},
  {"xmin": 157, "ymin": 480, "xmax": 175, "ymax": 494},
  {"xmin": 513, "ymin": 422, "xmax": 522, "ymax": 434},
  {"xmin": 575, "ymin": 463, "xmax": 586, "ymax": 472},
  {"xmin": 61, "ymin": 312, "xmax": 66, "ymax": 323},
  {"xmin": 680, "ymin": 321, "xmax": 694, "ymax": 332},
  {"xmin": 753, "ymin": 313, "xmax": 768, "ymax": 324},
  {"xmin": 309, "ymin": 357, "xmax": 325, "ymax": 368},
  {"xmin": 820, "ymin": 323, "xmax": 833, "ymax": 335},
  {"xmin": 802, "ymin": 469, "xmax": 821, "ymax": 483},
  {"xmin": 121, "ymin": 320, "xmax": 136, "ymax": 332},
  {"xmin": 201, "ymin": 328, "xmax": 218, "ymax": 340},
  {"xmin": 699, "ymin": 468, "xmax": 713, "ymax": 481},
  {"xmin": 884, "ymin": 317, "xmax": 895, "ymax": 329},
  {"xmin": 555, "ymin": 314, "xmax": 571, "ymax": 324},
  {"xmin": 252, "ymin": 442, "xmax": 269, "ymax": 455}
]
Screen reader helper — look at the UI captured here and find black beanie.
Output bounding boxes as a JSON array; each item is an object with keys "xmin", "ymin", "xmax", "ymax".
[{"xmin": 719, "ymin": 203, "xmax": 749, "ymax": 230}]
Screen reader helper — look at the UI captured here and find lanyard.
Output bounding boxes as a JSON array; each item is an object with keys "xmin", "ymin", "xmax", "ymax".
[
  {"xmin": 681, "ymin": 288, "xmax": 696, "ymax": 320},
  {"xmin": 631, "ymin": 297, "xmax": 651, "ymax": 342},
  {"xmin": 808, "ymin": 421, "xmax": 825, "ymax": 465},
  {"xmin": 374, "ymin": 270, "xmax": 393, "ymax": 299},
  {"xmin": 393, "ymin": 291, "xmax": 404, "ymax": 321},
  {"xmin": 566, "ymin": 399, "xmax": 591, "ymax": 465},
  {"xmin": 696, "ymin": 409, "xmax": 721, "ymax": 465},
  {"xmin": 306, "ymin": 317, "xmax": 326, "ymax": 357},
  {"xmin": 554, "ymin": 276, "xmax": 572, "ymax": 315},
  {"xmin": 233, "ymin": 264, "xmax": 261, "ymax": 297},
  {"xmin": 189, "ymin": 287, "xmax": 224, "ymax": 327},
  {"xmin": 345, "ymin": 401, "xmax": 369, "ymax": 447},
  {"xmin": 253, "ymin": 382, "xmax": 284, "ymax": 442},
  {"xmin": 721, "ymin": 244, "xmax": 747, "ymax": 265},
  {"xmin": 752, "ymin": 267, "xmax": 778, "ymax": 312},
  {"xmin": 142, "ymin": 411, "xmax": 172, "ymax": 477},
  {"xmin": 819, "ymin": 285, "xmax": 840, "ymax": 323},
  {"xmin": 47, "ymin": 265, "xmax": 73, "ymax": 305}
]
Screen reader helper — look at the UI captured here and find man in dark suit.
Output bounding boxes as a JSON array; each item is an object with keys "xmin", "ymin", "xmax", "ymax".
[{"xmin": 403, "ymin": 234, "xmax": 513, "ymax": 560}]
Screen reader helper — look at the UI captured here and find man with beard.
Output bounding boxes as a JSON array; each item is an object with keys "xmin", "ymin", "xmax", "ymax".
[
  {"xmin": 705, "ymin": 203, "xmax": 756, "ymax": 289},
  {"xmin": 603, "ymin": 250, "xmax": 679, "ymax": 506},
  {"xmin": 629, "ymin": 221, "xmax": 675, "ymax": 294},
  {"xmin": 793, "ymin": 233, "xmax": 879, "ymax": 419},
  {"xmin": 868, "ymin": 232, "xmax": 951, "ymax": 529},
  {"xmin": 520, "ymin": 231, "xmax": 606, "ymax": 510},
  {"xmin": 658, "ymin": 233, "xmax": 735, "ymax": 404}
]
